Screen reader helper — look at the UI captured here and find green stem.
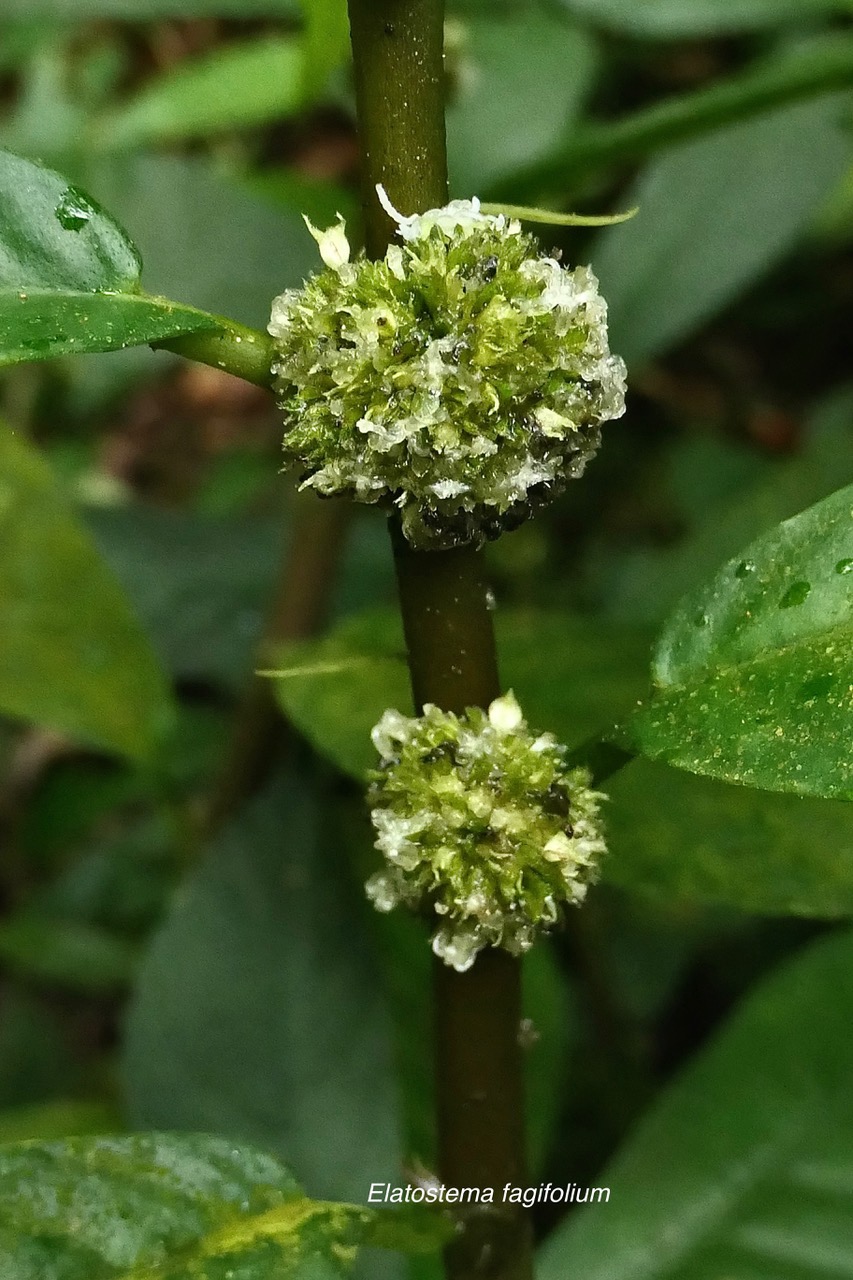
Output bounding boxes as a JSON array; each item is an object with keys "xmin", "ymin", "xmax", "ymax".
[
  {"xmin": 347, "ymin": 3, "xmax": 532, "ymax": 1278},
  {"xmin": 497, "ymin": 34, "xmax": 853, "ymax": 201},
  {"xmin": 155, "ymin": 321, "xmax": 275, "ymax": 389}
]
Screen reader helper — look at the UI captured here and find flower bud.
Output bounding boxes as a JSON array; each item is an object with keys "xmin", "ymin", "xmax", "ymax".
[
  {"xmin": 365, "ymin": 692, "xmax": 607, "ymax": 971},
  {"xmin": 269, "ymin": 191, "xmax": 626, "ymax": 550}
]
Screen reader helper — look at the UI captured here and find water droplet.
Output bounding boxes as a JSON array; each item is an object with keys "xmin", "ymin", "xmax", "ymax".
[
  {"xmin": 735, "ymin": 560, "xmax": 756, "ymax": 579},
  {"xmin": 779, "ymin": 581, "xmax": 811, "ymax": 608},
  {"xmin": 835, "ymin": 558, "xmax": 853, "ymax": 575},
  {"xmin": 55, "ymin": 188, "xmax": 93, "ymax": 231},
  {"xmin": 693, "ymin": 611, "xmax": 709, "ymax": 627},
  {"xmin": 485, "ymin": 588, "xmax": 496, "ymax": 611}
]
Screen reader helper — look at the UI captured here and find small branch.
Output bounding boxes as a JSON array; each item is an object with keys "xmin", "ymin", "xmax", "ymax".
[
  {"xmin": 498, "ymin": 34, "xmax": 853, "ymax": 201},
  {"xmin": 207, "ymin": 492, "xmax": 350, "ymax": 831},
  {"xmin": 155, "ymin": 321, "xmax": 275, "ymax": 389}
]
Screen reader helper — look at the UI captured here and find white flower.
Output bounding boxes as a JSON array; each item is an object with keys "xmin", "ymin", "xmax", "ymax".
[{"xmin": 303, "ymin": 213, "xmax": 350, "ymax": 271}]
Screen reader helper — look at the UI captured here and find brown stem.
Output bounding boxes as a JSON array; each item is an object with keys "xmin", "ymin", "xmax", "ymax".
[
  {"xmin": 347, "ymin": 3, "xmax": 532, "ymax": 1277},
  {"xmin": 207, "ymin": 492, "xmax": 349, "ymax": 829}
]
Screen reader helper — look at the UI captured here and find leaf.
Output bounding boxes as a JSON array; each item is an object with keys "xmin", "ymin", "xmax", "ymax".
[
  {"xmin": 559, "ymin": 0, "xmax": 853, "ymax": 37},
  {"xmin": 123, "ymin": 773, "xmax": 402, "ymax": 1202},
  {"xmin": 447, "ymin": 14, "xmax": 598, "ymax": 194},
  {"xmin": 0, "ymin": 425, "xmax": 175, "ymax": 759},
  {"xmin": 86, "ymin": 154, "xmax": 321, "ymax": 327},
  {"xmin": 0, "ymin": 914, "xmax": 138, "ymax": 993},
  {"xmin": 539, "ymin": 926, "xmax": 853, "ymax": 1280},
  {"xmin": 5, "ymin": 0, "xmax": 296, "ymax": 14},
  {"xmin": 301, "ymin": 0, "xmax": 351, "ymax": 101},
  {"xmin": 0, "ymin": 1099, "xmax": 121, "ymax": 1145},
  {"xmin": 0, "ymin": 1132, "xmax": 377, "ymax": 1280},
  {"xmin": 595, "ymin": 387, "xmax": 853, "ymax": 626},
  {"xmin": 620, "ymin": 481, "xmax": 853, "ymax": 799},
  {"xmin": 270, "ymin": 608, "xmax": 651, "ymax": 781},
  {"xmin": 96, "ymin": 35, "xmax": 306, "ymax": 150},
  {"xmin": 607, "ymin": 758, "xmax": 853, "ymax": 916},
  {"xmin": 0, "ymin": 149, "xmax": 221, "ymax": 365},
  {"xmin": 591, "ymin": 94, "xmax": 852, "ymax": 364}
]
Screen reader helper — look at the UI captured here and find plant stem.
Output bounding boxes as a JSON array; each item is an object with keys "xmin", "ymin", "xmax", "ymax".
[
  {"xmin": 498, "ymin": 33, "xmax": 853, "ymax": 202},
  {"xmin": 207, "ymin": 492, "xmax": 349, "ymax": 831},
  {"xmin": 347, "ymin": 3, "xmax": 532, "ymax": 1278},
  {"xmin": 155, "ymin": 320, "xmax": 275, "ymax": 389}
]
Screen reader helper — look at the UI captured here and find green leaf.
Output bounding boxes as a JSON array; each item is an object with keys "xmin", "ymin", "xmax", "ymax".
[
  {"xmin": 123, "ymin": 774, "xmax": 402, "ymax": 1202},
  {"xmin": 0, "ymin": 914, "xmax": 138, "ymax": 993},
  {"xmin": 447, "ymin": 15, "xmax": 598, "ymax": 194},
  {"xmin": 87, "ymin": 154, "xmax": 320, "ymax": 328},
  {"xmin": 592, "ymin": 94, "xmax": 852, "ymax": 364},
  {"xmin": 596, "ymin": 387, "xmax": 853, "ymax": 626},
  {"xmin": 0, "ymin": 1098, "xmax": 121, "ymax": 1145},
  {"xmin": 620, "ymin": 482, "xmax": 853, "ymax": 799},
  {"xmin": 0, "ymin": 149, "xmax": 221, "ymax": 364},
  {"xmin": 0, "ymin": 1132, "xmax": 377, "ymax": 1280},
  {"xmin": 301, "ymin": 0, "xmax": 351, "ymax": 101},
  {"xmin": 96, "ymin": 35, "xmax": 306, "ymax": 150},
  {"xmin": 5, "ymin": 0, "xmax": 296, "ymax": 14},
  {"xmin": 607, "ymin": 759, "xmax": 853, "ymax": 916},
  {"xmin": 539, "ymin": 927, "xmax": 853, "ymax": 1280},
  {"xmin": 0, "ymin": 425, "xmax": 174, "ymax": 759},
  {"xmin": 270, "ymin": 608, "xmax": 651, "ymax": 781},
  {"xmin": 559, "ymin": 0, "xmax": 853, "ymax": 37}
]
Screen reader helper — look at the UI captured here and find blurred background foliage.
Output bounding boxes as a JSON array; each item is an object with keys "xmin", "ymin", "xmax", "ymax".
[{"xmin": 1, "ymin": 0, "xmax": 853, "ymax": 1270}]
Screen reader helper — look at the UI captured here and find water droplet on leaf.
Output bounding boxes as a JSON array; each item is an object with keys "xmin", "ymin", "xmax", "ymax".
[
  {"xmin": 835, "ymin": 558, "xmax": 853, "ymax": 575},
  {"xmin": 735, "ymin": 560, "xmax": 756, "ymax": 578},
  {"xmin": 693, "ymin": 611, "xmax": 709, "ymax": 627},
  {"xmin": 55, "ymin": 188, "xmax": 93, "ymax": 231}
]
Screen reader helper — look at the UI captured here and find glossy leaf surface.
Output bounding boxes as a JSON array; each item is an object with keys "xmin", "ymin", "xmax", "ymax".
[
  {"xmin": 0, "ymin": 149, "xmax": 220, "ymax": 364},
  {"xmin": 622, "ymin": 482, "xmax": 853, "ymax": 799},
  {"xmin": 0, "ymin": 1132, "xmax": 369, "ymax": 1280}
]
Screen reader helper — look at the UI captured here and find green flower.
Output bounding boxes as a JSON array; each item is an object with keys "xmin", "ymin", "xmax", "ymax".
[
  {"xmin": 269, "ymin": 190, "xmax": 626, "ymax": 550},
  {"xmin": 365, "ymin": 692, "xmax": 607, "ymax": 971}
]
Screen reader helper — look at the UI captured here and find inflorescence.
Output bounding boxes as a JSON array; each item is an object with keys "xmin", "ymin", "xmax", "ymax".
[
  {"xmin": 269, "ymin": 190, "xmax": 626, "ymax": 550},
  {"xmin": 365, "ymin": 692, "xmax": 607, "ymax": 971}
]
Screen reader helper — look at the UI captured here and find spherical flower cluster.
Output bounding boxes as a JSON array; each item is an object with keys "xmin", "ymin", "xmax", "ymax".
[
  {"xmin": 365, "ymin": 691, "xmax": 607, "ymax": 971},
  {"xmin": 268, "ymin": 189, "xmax": 627, "ymax": 550}
]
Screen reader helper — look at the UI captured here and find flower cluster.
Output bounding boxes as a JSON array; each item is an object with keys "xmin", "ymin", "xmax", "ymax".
[
  {"xmin": 268, "ymin": 191, "xmax": 626, "ymax": 550},
  {"xmin": 365, "ymin": 692, "xmax": 607, "ymax": 971}
]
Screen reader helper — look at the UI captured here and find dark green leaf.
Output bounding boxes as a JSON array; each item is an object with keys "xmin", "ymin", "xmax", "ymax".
[
  {"xmin": 123, "ymin": 774, "xmax": 402, "ymax": 1202},
  {"xmin": 0, "ymin": 149, "xmax": 220, "ymax": 364},
  {"xmin": 0, "ymin": 915, "xmax": 138, "ymax": 993},
  {"xmin": 447, "ymin": 15, "xmax": 597, "ymax": 193},
  {"xmin": 540, "ymin": 927, "xmax": 853, "ymax": 1280},
  {"xmin": 607, "ymin": 759, "xmax": 853, "ymax": 916},
  {"xmin": 0, "ymin": 1132, "xmax": 371, "ymax": 1280},
  {"xmin": 270, "ymin": 608, "xmax": 651, "ymax": 780},
  {"xmin": 0, "ymin": 426, "xmax": 175, "ymax": 759},
  {"xmin": 559, "ymin": 0, "xmax": 853, "ymax": 37},
  {"xmin": 592, "ymin": 94, "xmax": 852, "ymax": 364},
  {"xmin": 621, "ymin": 482, "xmax": 853, "ymax": 799},
  {"xmin": 596, "ymin": 387, "xmax": 853, "ymax": 626}
]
